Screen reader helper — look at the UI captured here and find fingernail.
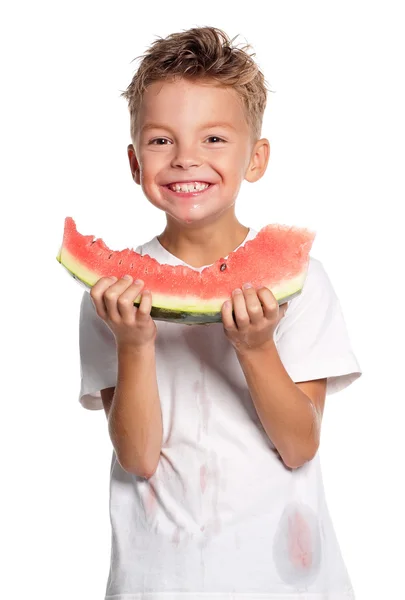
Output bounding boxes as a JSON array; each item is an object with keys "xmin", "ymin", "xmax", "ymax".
[
  {"xmin": 111, "ymin": 276, "xmax": 118, "ymax": 281},
  {"xmin": 123, "ymin": 274, "xmax": 132, "ymax": 280},
  {"xmin": 233, "ymin": 288, "xmax": 242, "ymax": 295},
  {"xmin": 243, "ymin": 283, "xmax": 253, "ymax": 289},
  {"xmin": 135, "ymin": 279, "xmax": 143, "ymax": 285}
]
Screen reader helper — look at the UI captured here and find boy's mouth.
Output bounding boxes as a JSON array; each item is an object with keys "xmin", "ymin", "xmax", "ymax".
[{"xmin": 165, "ymin": 181, "xmax": 212, "ymax": 193}]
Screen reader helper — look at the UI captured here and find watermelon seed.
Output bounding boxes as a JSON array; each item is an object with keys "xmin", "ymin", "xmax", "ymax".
[
  {"xmin": 108, "ymin": 253, "xmax": 113, "ymax": 259},
  {"xmin": 220, "ymin": 263, "xmax": 227, "ymax": 272}
]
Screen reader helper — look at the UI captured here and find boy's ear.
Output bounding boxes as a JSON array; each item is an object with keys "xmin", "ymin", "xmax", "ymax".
[
  {"xmin": 127, "ymin": 144, "xmax": 141, "ymax": 185},
  {"xmin": 245, "ymin": 138, "xmax": 270, "ymax": 183}
]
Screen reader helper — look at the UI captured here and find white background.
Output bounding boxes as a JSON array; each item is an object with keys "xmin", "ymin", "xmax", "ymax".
[{"xmin": 2, "ymin": 1, "xmax": 404, "ymax": 599}]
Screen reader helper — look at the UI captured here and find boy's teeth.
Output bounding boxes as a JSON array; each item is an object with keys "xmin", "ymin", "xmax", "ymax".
[{"xmin": 169, "ymin": 182, "xmax": 209, "ymax": 192}]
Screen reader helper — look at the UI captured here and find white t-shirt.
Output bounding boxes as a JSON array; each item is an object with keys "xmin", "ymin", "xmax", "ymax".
[{"xmin": 79, "ymin": 227, "xmax": 362, "ymax": 600}]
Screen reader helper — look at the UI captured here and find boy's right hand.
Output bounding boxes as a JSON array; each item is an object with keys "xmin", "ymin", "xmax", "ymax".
[{"xmin": 90, "ymin": 275, "xmax": 157, "ymax": 349}]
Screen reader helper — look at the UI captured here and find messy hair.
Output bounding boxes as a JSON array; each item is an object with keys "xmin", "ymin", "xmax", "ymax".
[{"xmin": 120, "ymin": 26, "xmax": 269, "ymax": 141}]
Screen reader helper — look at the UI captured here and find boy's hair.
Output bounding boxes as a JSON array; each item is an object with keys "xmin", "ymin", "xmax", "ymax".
[{"xmin": 120, "ymin": 26, "xmax": 269, "ymax": 142}]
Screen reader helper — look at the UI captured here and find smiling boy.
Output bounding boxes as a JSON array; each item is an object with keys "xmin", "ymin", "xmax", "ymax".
[{"xmin": 79, "ymin": 27, "xmax": 362, "ymax": 599}]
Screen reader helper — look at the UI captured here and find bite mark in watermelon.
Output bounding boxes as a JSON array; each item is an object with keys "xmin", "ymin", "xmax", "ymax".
[{"xmin": 56, "ymin": 217, "xmax": 316, "ymax": 324}]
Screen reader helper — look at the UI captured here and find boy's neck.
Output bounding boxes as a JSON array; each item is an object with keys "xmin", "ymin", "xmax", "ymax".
[{"xmin": 157, "ymin": 216, "xmax": 250, "ymax": 269}]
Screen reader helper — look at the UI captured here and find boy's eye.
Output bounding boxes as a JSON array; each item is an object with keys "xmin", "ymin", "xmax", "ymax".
[
  {"xmin": 149, "ymin": 138, "xmax": 171, "ymax": 145},
  {"xmin": 206, "ymin": 136, "xmax": 225, "ymax": 143}
]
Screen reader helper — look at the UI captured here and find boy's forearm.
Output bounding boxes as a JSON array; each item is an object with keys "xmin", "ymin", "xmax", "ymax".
[
  {"xmin": 109, "ymin": 343, "xmax": 163, "ymax": 478},
  {"xmin": 236, "ymin": 341, "xmax": 319, "ymax": 469}
]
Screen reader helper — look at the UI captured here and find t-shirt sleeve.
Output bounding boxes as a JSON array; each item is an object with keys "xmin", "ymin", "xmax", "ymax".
[
  {"xmin": 274, "ymin": 257, "xmax": 362, "ymax": 395},
  {"xmin": 78, "ymin": 290, "xmax": 118, "ymax": 410}
]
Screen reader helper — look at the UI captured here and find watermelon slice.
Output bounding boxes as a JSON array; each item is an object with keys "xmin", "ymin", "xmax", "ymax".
[{"xmin": 56, "ymin": 217, "xmax": 315, "ymax": 324}]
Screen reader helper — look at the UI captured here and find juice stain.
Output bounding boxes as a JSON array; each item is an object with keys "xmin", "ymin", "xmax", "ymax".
[{"xmin": 273, "ymin": 501, "xmax": 322, "ymax": 586}]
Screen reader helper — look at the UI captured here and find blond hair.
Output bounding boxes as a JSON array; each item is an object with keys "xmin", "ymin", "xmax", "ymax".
[{"xmin": 120, "ymin": 26, "xmax": 269, "ymax": 141}]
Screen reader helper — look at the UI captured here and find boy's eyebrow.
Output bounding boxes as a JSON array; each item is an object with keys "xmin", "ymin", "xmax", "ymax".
[
  {"xmin": 200, "ymin": 121, "xmax": 237, "ymax": 131},
  {"xmin": 140, "ymin": 123, "xmax": 170, "ymax": 133},
  {"xmin": 140, "ymin": 121, "xmax": 237, "ymax": 133}
]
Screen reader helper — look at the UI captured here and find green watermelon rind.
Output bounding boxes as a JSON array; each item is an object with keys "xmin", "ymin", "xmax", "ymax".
[
  {"xmin": 56, "ymin": 249, "xmax": 306, "ymax": 324},
  {"xmin": 57, "ymin": 217, "xmax": 315, "ymax": 325}
]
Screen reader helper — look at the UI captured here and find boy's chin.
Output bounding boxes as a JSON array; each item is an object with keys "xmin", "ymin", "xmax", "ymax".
[{"xmin": 169, "ymin": 206, "xmax": 236, "ymax": 228}]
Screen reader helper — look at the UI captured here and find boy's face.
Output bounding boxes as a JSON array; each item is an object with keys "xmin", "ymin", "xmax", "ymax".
[{"xmin": 128, "ymin": 78, "xmax": 269, "ymax": 227}]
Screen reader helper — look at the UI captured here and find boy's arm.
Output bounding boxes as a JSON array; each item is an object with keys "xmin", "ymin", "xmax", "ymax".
[
  {"xmin": 236, "ymin": 340, "xmax": 326, "ymax": 470},
  {"xmin": 102, "ymin": 342, "xmax": 163, "ymax": 479}
]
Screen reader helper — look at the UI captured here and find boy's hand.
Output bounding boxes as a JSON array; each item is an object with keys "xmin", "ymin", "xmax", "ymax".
[
  {"xmin": 221, "ymin": 283, "xmax": 288, "ymax": 353},
  {"xmin": 90, "ymin": 275, "xmax": 157, "ymax": 349}
]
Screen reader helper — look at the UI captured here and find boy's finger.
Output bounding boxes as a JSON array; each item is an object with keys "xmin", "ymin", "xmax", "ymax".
[
  {"xmin": 221, "ymin": 300, "xmax": 237, "ymax": 331},
  {"xmin": 243, "ymin": 286, "xmax": 263, "ymax": 324},
  {"xmin": 258, "ymin": 287, "xmax": 279, "ymax": 320},
  {"xmin": 116, "ymin": 279, "xmax": 144, "ymax": 321},
  {"xmin": 136, "ymin": 289, "xmax": 153, "ymax": 320},
  {"xmin": 90, "ymin": 277, "xmax": 118, "ymax": 320},
  {"xmin": 232, "ymin": 289, "xmax": 250, "ymax": 330},
  {"xmin": 104, "ymin": 276, "xmax": 137, "ymax": 322}
]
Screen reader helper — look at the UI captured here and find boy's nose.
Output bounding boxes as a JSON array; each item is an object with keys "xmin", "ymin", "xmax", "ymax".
[{"xmin": 171, "ymin": 147, "xmax": 202, "ymax": 169}]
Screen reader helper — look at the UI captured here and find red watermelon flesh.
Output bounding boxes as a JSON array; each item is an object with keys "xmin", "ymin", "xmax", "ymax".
[{"xmin": 56, "ymin": 217, "xmax": 315, "ymax": 324}]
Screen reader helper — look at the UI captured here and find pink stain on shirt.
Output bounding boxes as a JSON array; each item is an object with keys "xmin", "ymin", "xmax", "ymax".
[
  {"xmin": 287, "ymin": 510, "xmax": 313, "ymax": 568},
  {"xmin": 194, "ymin": 380, "xmax": 202, "ymax": 443},
  {"xmin": 200, "ymin": 464, "xmax": 208, "ymax": 494},
  {"xmin": 145, "ymin": 482, "xmax": 158, "ymax": 517},
  {"xmin": 199, "ymin": 362, "xmax": 211, "ymax": 432},
  {"xmin": 273, "ymin": 501, "xmax": 322, "ymax": 585},
  {"xmin": 172, "ymin": 527, "xmax": 181, "ymax": 546}
]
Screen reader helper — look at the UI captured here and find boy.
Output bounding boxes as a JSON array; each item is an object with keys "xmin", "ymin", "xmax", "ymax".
[{"xmin": 79, "ymin": 26, "xmax": 362, "ymax": 599}]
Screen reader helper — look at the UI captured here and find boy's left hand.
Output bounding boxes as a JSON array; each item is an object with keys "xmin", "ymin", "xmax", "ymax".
[{"xmin": 221, "ymin": 283, "xmax": 288, "ymax": 353}]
